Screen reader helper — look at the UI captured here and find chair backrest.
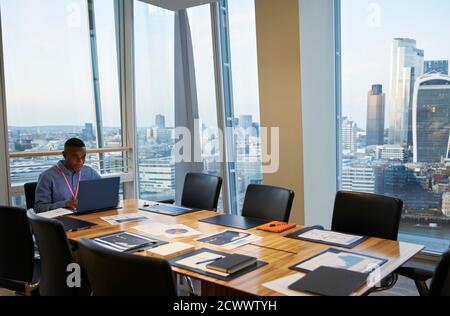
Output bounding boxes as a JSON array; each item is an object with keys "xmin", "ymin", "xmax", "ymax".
[
  {"xmin": 0, "ymin": 206, "xmax": 35, "ymax": 283},
  {"xmin": 429, "ymin": 250, "xmax": 450, "ymax": 296},
  {"xmin": 26, "ymin": 210, "xmax": 77, "ymax": 296},
  {"xmin": 78, "ymin": 238, "xmax": 177, "ymax": 296},
  {"xmin": 24, "ymin": 182, "xmax": 38, "ymax": 210},
  {"xmin": 181, "ymin": 173, "xmax": 223, "ymax": 211},
  {"xmin": 331, "ymin": 191, "xmax": 403, "ymax": 240},
  {"xmin": 241, "ymin": 184, "xmax": 295, "ymax": 222}
]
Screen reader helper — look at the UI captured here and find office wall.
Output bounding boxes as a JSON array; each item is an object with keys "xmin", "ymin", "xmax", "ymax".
[{"xmin": 255, "ymin": 0, "xmax": 305, "ymax": 224}]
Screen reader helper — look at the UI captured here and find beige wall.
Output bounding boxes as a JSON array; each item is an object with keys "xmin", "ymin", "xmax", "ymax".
[{"xmin": 255, "ymin": 0, "xmax": 304, "ymax": 224}]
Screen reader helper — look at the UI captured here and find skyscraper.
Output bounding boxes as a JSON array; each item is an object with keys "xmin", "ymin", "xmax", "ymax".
[
  {"xmin": 388, "ymin": 38, "xmax": 424, "ymax": 147},
  {"xmin": 366, "ymin": 84, "xmax": 385, "ymax": 146},
  {"xmin": 425, "ymin": 60, "xmax": 449, "ymax": 75},
  {"xmin": 155, "ymin": 114, "xmax": 166, "ymax": 129},
  {"xmin": 342, "ymin": 117, "xmax": 357, "ymax": 153},
  {"xmin": 413, "ymin": 73, "xmax": 450, "ymax": 163}
]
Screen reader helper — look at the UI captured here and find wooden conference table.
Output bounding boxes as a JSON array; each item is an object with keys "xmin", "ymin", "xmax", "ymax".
[{"xmin": 67, "ymin": 199, "xmax": 424, "ymax": 296}]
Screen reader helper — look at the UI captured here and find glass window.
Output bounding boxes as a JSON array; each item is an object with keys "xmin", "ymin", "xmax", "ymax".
[
  {"xmin": 339, "ymin": 0, "xmax": 450, "ymax": 253},
  {"xmin": 227, "ymin": 0, "xmax": 263, "ymax": 212},
  {"xmin": 134, "ymin": 1, "xmax": 176, "ymax": 201},
  {"xmin": 1, "ymin": 0, "xmax": 122, "ymax": 185}
]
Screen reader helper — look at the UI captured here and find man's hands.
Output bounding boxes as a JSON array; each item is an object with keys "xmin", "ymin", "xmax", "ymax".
[{"xmin": 65, "ymin": 199, "xmax": 79, "ymax": 210}]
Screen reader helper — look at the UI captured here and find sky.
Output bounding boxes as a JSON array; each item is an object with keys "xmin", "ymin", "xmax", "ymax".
[
  {"xmin": 342, "ymin": 0, "xmax": 450, "ymax": 129},
  {"xmin": 1, "ymin": 0, "xmax": 260, "ymax": 128}
]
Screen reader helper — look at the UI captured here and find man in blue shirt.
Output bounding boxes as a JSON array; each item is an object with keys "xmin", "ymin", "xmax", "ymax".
[{"xmin": 34, "ymin": 138, "xmax": 101, "ymax": 213}]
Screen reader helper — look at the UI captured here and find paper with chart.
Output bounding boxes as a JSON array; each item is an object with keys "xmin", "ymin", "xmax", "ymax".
[
  {"xmin": 38, "ymin": 208, "xmax": 74, "ymax": 219},
  {"xmin": 196, "ymin": 230, "xmax": 262, "ymax": 250},
  {"xmin": 174, "ymin": 251, "xmax": 229, "ymax": 277},
  {"xmin": 132, "ymin": 222, "xmax": 201, "ymax": 239},
  {"xmin": 101, "ymin": 213, "xmax": 153, "ymax": 225},
  {"xmin": 298, "ymin": 229, "xmax": 363, "ymax": 247},
  {"xmin": 292, "ymin": 249, "xmax": 386, "ymax": 274}
]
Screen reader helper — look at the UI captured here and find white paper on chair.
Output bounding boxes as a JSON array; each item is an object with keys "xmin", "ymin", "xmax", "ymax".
[
  {"xmin": 132, "ymin": 222, "xmax": 201, "ymax": 239},
  {"xmin": 262, "ymin": 273, "xmax": 309, "ymax": 296},
  {"xmin": 38, "ymin": 208, "xmax": 74, "ymax": 219}
]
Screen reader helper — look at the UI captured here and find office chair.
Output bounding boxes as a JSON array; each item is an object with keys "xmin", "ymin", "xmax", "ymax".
[
  {"xmin": 0, "ymin": 206, "xmax": 39, "ymax": 295},
  {"xmin": 24, "ymin": 182, "xmax": 38, "ymax": 210},
  {"xmin": 27, "ymin": 210, "xmax": 88, "ymax": 296},
  {"xmin": 332, "ymin": 191, "xmax": 403, "ymax": 292},
  {"xmin": 332, "ymin": 191, "xmax": 403, "ymax": 240},
  {"xmin": 241, "ymin": 184, "xmax": 295, "ymax": 222},
  {"xmin": 78, "ymin": 238, "xmax": 177, "ymax": 296},
  {"xmin": 429, "ymin": 249, "xmax": 450, "ymax": 296},
  {"xmin": 159, "ymin": 173, "xmax": 223, "ymax": 211},
  {"xmin": 181, "ymin": 173, "xmax": 223, "ymax": 211}
]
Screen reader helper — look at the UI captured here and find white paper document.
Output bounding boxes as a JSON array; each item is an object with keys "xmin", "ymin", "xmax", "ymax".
[
  {"xmin": 263, "ymin": 273, "xmax": 309, "ymax": 296},
  {"xmin": 133, "ymin": 222, "xmax": 201, "ymax": 239},
  {"xmin": 298, "ymin": 229, "xmax": 363, "ymax": 246},
  {"xmin": 293, "ymin": 249, "xmax": 385, "ymax": 274},
  {"xmin": 175, "ymin": 251, "xmax": 229, "ymax": 277},
  {"xmin": 196, "ymin": 230, "xmax": 262, "ymax": 250},
  {"xmin": 101, "ymin": 213, "xmax": 153, "ymax": 225},
  {"xmin": 38, "ymin": 208, "xmax": 74, "ymax": 219}
]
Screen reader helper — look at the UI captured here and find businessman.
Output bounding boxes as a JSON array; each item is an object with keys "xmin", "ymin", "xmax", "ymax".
[{"xmin": 34, "ymin": 138, "xmax": 101, "ymax": 213}]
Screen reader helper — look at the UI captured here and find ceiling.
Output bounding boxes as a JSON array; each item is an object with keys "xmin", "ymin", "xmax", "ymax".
[{"xmin": 138, "ymin": 0, "xmax": 218, "ymax": 11}]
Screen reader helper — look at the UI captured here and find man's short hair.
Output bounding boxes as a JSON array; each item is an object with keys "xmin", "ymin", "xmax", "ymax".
[{"xmin": 64, "ymin": 138, "xmax": 86, "ymax": 150}]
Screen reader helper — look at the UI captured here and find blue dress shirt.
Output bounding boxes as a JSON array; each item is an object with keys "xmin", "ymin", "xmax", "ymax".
[{"xmin": 34, "ymin": 160, "xmax": 101, "ymax": 213}]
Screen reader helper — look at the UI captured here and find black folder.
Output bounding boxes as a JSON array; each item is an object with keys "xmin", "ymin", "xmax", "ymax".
[
  {"xmin": 288, "ymin": 266, "xmax": 369, "ymax": 296},
  {"xmin": 200, "ymin": 214, "xmax": 270, "ymax": 230}
]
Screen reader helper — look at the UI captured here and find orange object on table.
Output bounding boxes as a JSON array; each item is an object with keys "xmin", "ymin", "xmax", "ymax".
[{"xmin": 256, "ymin": 221, "xmax": 297, "ymax": 233}]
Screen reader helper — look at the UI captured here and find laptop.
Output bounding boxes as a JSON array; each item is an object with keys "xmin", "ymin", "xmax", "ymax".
[{"xmin": 72, "ymin": 177, "xmax": 121, "ymax": 215}]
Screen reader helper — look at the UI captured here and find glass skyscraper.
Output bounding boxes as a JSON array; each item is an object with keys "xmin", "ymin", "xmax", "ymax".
[
  {"xmin": 413, "ymin": 73, "xmax": 450, "ymax": 163},
  {"xmin": 388, "ymin": 38, "xmax": 424, "ymax": 147},
  {"xmin": 366, "ymin": 84, "xmax": 385, "ymax": 146}
]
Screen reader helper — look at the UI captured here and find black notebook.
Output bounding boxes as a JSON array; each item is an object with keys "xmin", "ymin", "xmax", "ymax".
[
  {"xmin": 288, "ymin": 266, "xmax": 369, "ymax": 296},
  {"xmin": 206, "ymin": 254, "xmax": 257, "ymax": 274}
]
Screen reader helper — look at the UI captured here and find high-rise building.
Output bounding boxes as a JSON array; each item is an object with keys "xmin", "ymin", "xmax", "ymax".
[
  {"xmin": 413, "ymin": 73, "xmax": 450, "ymax": 163},
  {"xmin": 341, "ymin": 163, "xmax": 375, "ymax": 193},
  {"xmin": 425, "ymin": 60, "xmax": 449, "ymax": 75},
  {"xmin": 380, "ymin": 145, "xmax": 405, "ymax": 162},
  {"xmin": 155, "ymin": 114, "xmax": 166, "ymax": 129},
  {"xmin": 82, "ymin": 123, "xmax": 96, "ymax": 141},
  {"xmin": 442, "ymin": 192, "xmax": 450, "ymax": 217},
  {"xmin": 342, "ymin": 117, "xmax": 357, "ymax": 153},
  {"xmin": 366, "ymin": 84, "xmax": 385, "ymax": 146},
  {"xmin": 388, "ymin": 38, "xmax": 424, "ymax": 146}
]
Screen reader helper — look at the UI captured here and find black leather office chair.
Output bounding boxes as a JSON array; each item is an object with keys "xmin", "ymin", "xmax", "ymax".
[
  {"xmin": 159, "ymin": 173, "xmax": 223, "ymax": 211},
  {"xmin": 78, "ymin": 238, "xmax": 177, "ymax": 296},
  {"xmin": 241, "ymin": 184, "xmax": 295, "ymax": 222},
  {"xmin": 27, "ymin": 210, "xmax": 86, "ymax": 296},
  {"xmin": 332, "ymin": 191, "xmax": 403, "ymax": 240},
  {"xmin": 24, "ymin": 182, "xmax": 38, "ymax": 210},
  {"xmin": 181, "ymin": 173, "xmax": 222, "ymax": 211},
  {"xmin": 429, "ymin": 250, "xmax": 450, "ymax": 296},
  {"xmin": 0, "ymin": 206, "xmax": 39, "ymax": 295}
]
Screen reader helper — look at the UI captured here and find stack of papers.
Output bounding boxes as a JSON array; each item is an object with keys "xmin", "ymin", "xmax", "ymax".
[{"xmin": 37, "ymin": 208, "xmax": 74, "ymax": 219}]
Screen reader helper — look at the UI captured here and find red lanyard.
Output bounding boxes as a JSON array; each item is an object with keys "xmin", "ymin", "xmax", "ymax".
[{"xmin": 55, "ymin": 164, "xmax": 82, "ymax": 200}]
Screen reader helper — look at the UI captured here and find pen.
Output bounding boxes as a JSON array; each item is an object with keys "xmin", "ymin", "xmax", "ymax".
[
  {"xmin": 196, "ymin": 257, "xmax": 223, "ymax": 265},
  {"xmin": 124, "ymin": 241, "xmax": 157, "ymax": 253}
]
